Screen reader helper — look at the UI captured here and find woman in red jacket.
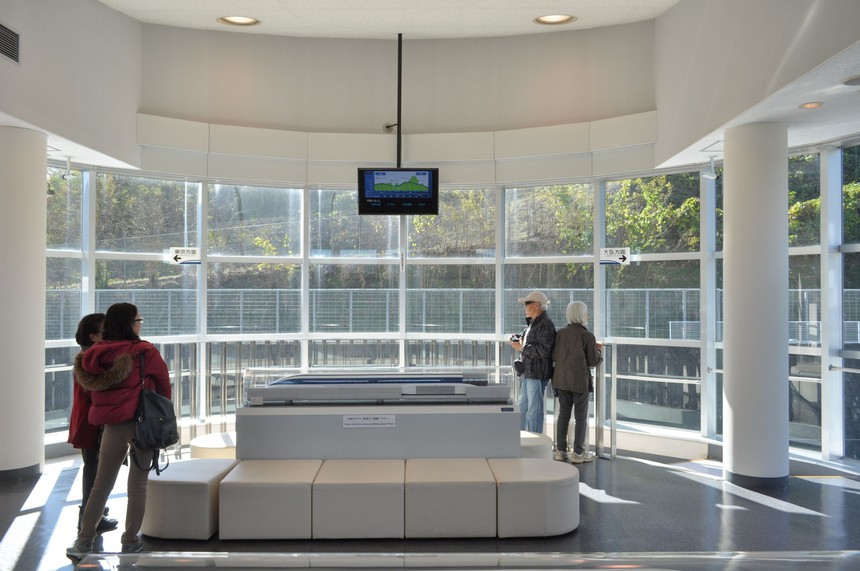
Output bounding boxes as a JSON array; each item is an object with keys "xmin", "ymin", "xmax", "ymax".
[
  {"xmin": 67, "ymin": 313, "xmax": 118, "ymax": 533},
  {"xmin": 67, "ymin": 303, "xmax": 171, "ymax": 560}
]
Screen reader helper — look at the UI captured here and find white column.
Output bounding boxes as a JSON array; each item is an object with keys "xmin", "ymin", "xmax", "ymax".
[
  {"xmin": 722, "ymin": 122, "xmax": 789, "ymax": 488},
  {"xmin": 0, "ymin": 126, "xmax": 47, "ymax": 478}
]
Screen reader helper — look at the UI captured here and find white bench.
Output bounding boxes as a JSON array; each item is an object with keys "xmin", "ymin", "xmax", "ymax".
[
  {"xmin": 189, "ymin": 431, "xmax": 236, "ymax": 459},
  {"xmin": 312, "ymin": 459, "xmax": 405, "ymax": 539},
  {"xmin": 519, "ymin": 430, "xmax": 553, "ymax": 459},
  {"xmin": 219, "ymin": 459, "xmax": 322, "ymax": 539},
  {"xmin": 141, "ymin": 458, "xmax": 239, "ymax": 540},
  {"xmin": 405, "ymin": 458, "xmax": 497, "ymax": 538},
  {"xmin": 142, "ymin": 456, "xmax": 581, "ymax": 540},
  {"xmin": 488, "ymin": 457, "xmax": 580, "ymax": 537}
]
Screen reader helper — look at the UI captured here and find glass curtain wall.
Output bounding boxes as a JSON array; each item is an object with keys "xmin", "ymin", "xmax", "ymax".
[
  {"xmin": 43, "ymin": 144, "xmax": 860, "ymax": 463},
  {"xmin": 843, "ymin": 145, "xmax": 860, "ymax": 459}
]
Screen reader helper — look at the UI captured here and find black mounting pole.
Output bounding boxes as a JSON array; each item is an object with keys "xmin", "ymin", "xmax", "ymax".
[{"xmin": 396, "ymin": 33, "xmax": 402, "ymax": 168}]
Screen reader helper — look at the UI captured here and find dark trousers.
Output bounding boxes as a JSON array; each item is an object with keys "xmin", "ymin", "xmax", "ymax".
[
  {"xmin": 556, "ymin": 389, "xmax": 591, "ymax": 455},
  {"xmin": 80, "ymin": 448, "xmax": 99, "ymax": 512}
]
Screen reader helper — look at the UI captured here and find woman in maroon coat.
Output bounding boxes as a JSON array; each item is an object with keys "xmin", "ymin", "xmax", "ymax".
[
  {"xmin": 67, "ymin": 303, "xmax": 171, "ymax": 560},
  {"xmin": 67, "ymin": 313, "xmax": 118, "ymax": 533}
]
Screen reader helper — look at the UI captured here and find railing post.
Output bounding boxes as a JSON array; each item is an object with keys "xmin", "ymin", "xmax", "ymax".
[
  {"xmin": 595, "ymin": 343, "xmax": 617, "ymax": 460},
  {"xmin": 610, "ymin": 345, "xmax": 617, "ymax": 459},
  {"xmin": 595, "ymin": 355, "xmax": 605, "ymax": 456}
]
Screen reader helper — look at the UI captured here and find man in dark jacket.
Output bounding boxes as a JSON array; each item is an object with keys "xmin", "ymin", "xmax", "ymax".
[{"xmin": 510, "ymin": 291, "xmax": 556, "ymax": 432}]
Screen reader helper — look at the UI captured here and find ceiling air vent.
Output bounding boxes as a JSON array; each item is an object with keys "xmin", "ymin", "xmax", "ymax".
[{"xmin": 0, "ymin": 21, "xmax": 20, "ymax": 63}]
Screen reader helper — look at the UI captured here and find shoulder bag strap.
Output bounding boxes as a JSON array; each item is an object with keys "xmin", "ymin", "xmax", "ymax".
[{"xmin": 139, "ymin": 351, "xmax": 147, "ymax": 390}]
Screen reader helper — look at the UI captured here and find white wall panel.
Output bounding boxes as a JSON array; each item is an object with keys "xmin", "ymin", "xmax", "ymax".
[
  {"xmin": 654, "ymin": 0, "xmax": 860, "ymax": 166},
  {"xmin": 308, "ymin": 133, "xmax": 396, "ymax": 163},
  {"xmin": 403, "ymin": 132, "xmax": 494, "ymax": 163},
  {"xmin": 137, "ymin": 114, "xmax": 209, "ymax": 153},
  {"xmin": 434, "ymin": 162, "xmax": 497, "ymax": 185},
  {"xmin": 496, "ymin": 154, "xmax": 592, "ymax": 184},
  {"xmin": 0, "ymin": 0, "xmax": 141, "ymax": 167},
  {"xmin": 210, "ymin": 125, "xmax": 307, "ymax": 160},
  {"xmin": 208, "ymin": 155, "xmax": 307, "ymax": 185},
  {"xmin": 139, "ymin": 146, "xmax": 208, "ymax": 178},
  {"xmin": 495, "ymin": 123, "xmax": 590, "ymax": 159},
  {"xmin": 307, "ymin": 162, "xmax": 365, "ymax": 186},
  {"xmin": 136, "ymin": 115, "xmax": 666, "ymax": 182},
  {"xmin": 592, "ymin": 145, "xmax": 654, "ymax": 177},
  {"xmin": 590, "ymin": 111, "xmax": 657, "ymax": 151}
]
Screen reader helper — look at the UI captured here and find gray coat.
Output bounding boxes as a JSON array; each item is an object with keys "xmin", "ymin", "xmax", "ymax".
[{"xmin": 551, "ymin": 323, "xmax": 602, "ymax": 393}]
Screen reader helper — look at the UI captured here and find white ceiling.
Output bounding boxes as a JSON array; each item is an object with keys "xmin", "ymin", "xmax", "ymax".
[
  {"xmin": 25, "ymin": 0, "xmax": 860, "ymax": 170},
  {"xmin": 93, "ymin": 0, "xmax": 681, "ymax": 40}
]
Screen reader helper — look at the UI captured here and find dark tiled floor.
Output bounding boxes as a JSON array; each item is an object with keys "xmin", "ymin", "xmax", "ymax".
[{"xmin": 2, "ymin": 452, "xmax": 859, "ymax": 570}]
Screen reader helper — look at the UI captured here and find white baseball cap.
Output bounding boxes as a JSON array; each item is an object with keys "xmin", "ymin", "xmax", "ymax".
[{"xmin": 517, "ymin": 291, "xmax": 548, "ymax": 305}]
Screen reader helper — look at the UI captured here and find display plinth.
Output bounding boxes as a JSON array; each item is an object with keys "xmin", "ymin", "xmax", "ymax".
[{"xmin": 236, "ymin": 404, "xmax": 521, "ymax": 460}]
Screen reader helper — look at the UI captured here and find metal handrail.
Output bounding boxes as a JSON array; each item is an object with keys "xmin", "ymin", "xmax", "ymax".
[{"xmin": 830, "ymin": 365, "xmax": 860, "ymax": 375}]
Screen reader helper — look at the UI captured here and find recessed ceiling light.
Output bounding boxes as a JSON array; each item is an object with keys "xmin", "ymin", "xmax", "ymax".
[
  {"xmin": 217, "ymin": 16, "xmax": 260, "ymax": 26},
  {"xmin": 843, "ymin": 74, "xmax": 860, "ymax": 87},
  {"xmin": 799, "ymin": 101, "xmax": 823, "ymax": 109},
  {"xmin": 534, "ymin": 15, "xmax": 577, "ymax": 26}
]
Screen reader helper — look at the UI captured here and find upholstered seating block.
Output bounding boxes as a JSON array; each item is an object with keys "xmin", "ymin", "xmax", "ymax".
[
  {"xmin": 519, "ymin": 430, "xmax": 553, "ymax": 459},
  {"xmin": 405, "ymin": 458, "xmax": 496, "ymax": 538},
  {"xmin": 487, "ymin": 458, "xmax": 580, "ymax": 538},
  {"xmin": 313, "ymin": 459, "xmax": 405, "ymax": 539},
  {"xmin": 141, "ymin": 458, "xmax": 239, "ymax": 539},
  {"xmin": 219, "ymin": 459, "xmax": 322, "ymax": 539}
]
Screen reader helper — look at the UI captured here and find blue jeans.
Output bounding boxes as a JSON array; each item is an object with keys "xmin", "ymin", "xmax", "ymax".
[{"xmin": 518, "ymin": 377, "xmax": 549, "ymax": 432}]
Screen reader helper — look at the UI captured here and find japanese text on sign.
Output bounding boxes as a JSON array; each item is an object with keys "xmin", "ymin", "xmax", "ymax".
[{"xmin": 343, "ymin": 415, "xmax": 396, "ymax": 428}]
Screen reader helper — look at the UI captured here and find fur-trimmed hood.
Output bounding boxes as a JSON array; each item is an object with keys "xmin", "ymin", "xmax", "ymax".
[
  {"xmin": 74, "ymin": 339, "xmax": 171, "ymax": 426},
  {"xmin": 74, "ymin": 351, "xmax": 135, "ymax": 392}
]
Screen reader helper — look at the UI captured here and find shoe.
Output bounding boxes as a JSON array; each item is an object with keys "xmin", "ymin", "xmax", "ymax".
[
  {"xmin": 66, "ymin": 540, "xmax": 93, "ymax": 561},
  {"xmin": 121, "ymin": 539, "xmax": 144, "ymax": 553},
  {"xmin": 97, "ymin": 515, "xmax": 119, "ymax": 533},
  {"xmin": 570, "ymin": 451, "xmax": 596, "ymax": 463},
  {"xmin": 553, "ymin": 450, "xmax": 570, "ymax": 462}
]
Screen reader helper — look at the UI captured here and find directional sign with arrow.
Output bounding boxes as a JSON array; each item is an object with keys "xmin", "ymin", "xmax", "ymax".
[
  {"xmin": 599, "ymin": 247, "xmax": 630, "ymax": 265},
  {"xmin": 168, "ymin": 247, "xmax": 201, "ymax": 265}
]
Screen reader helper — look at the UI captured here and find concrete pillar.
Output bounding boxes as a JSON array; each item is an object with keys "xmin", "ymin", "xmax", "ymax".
[
  {"xmin": 0, "ymin": 127, "xmax": 47, "ymax": 478},
  {"xmin": 722, "ymin": 122, "xmax": 789, "ymax": 488}
]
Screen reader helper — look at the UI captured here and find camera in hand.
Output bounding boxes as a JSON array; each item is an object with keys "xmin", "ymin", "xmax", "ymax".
[{"xmin": 509, "ymin": 334, "xmax": 521, "ymax": 342}]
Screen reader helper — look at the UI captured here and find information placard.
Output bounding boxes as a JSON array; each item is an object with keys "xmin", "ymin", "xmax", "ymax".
[
  {"xmin": 599, "ymin": 247, "xmax": 630, "ymax": 265},
  {"xmin": 343, "ymin": 414, "xmax": 396, "ymax": 428},
  {"xmin": 168, "ymin": 247, "xmax": 201, "ymax": 265}
]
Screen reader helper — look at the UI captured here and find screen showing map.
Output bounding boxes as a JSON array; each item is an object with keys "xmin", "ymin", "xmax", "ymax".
[{"xmin": 357, "ymin": 168, "xmax": 439, "ymax": 215}]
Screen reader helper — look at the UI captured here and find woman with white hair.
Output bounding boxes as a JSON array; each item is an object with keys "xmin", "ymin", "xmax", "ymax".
[{"xmin": 551, "ymin": 300, "xmax": 602, "ymax": 463}]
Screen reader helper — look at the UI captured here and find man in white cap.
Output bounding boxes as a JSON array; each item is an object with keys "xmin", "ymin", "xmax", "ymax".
[{"xmin": 509, "ymin": 291, "xmax": 556, "ymax": 433}]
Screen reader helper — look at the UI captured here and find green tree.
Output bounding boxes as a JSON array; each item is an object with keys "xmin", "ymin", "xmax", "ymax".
[{"xmin": 605, "ymin": 173, "xmax": 701, "ymax": 288}]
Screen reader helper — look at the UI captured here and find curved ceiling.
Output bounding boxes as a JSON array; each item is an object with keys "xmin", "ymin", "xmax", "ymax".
[
  {"xmin": 26, "ymin": 1, "xmax": 860, "ymax": 170},
  {"xmin": 94, "ymin": 0, "xmax": 680, "ymax": 40}
]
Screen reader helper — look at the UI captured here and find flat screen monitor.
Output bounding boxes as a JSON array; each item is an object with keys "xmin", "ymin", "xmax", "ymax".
[{"xmin": 357, "ymin": 167, "xmax": 439, "ymax": 215}]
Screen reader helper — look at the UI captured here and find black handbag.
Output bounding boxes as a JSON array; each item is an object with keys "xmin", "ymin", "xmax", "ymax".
[
  {"xmin": 513, "ymin": 358, "xmax": 525, "ymax": 376},
  {"xmin": 131, "ymin": 353, "xmax": 178, "ymax": 475}
]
